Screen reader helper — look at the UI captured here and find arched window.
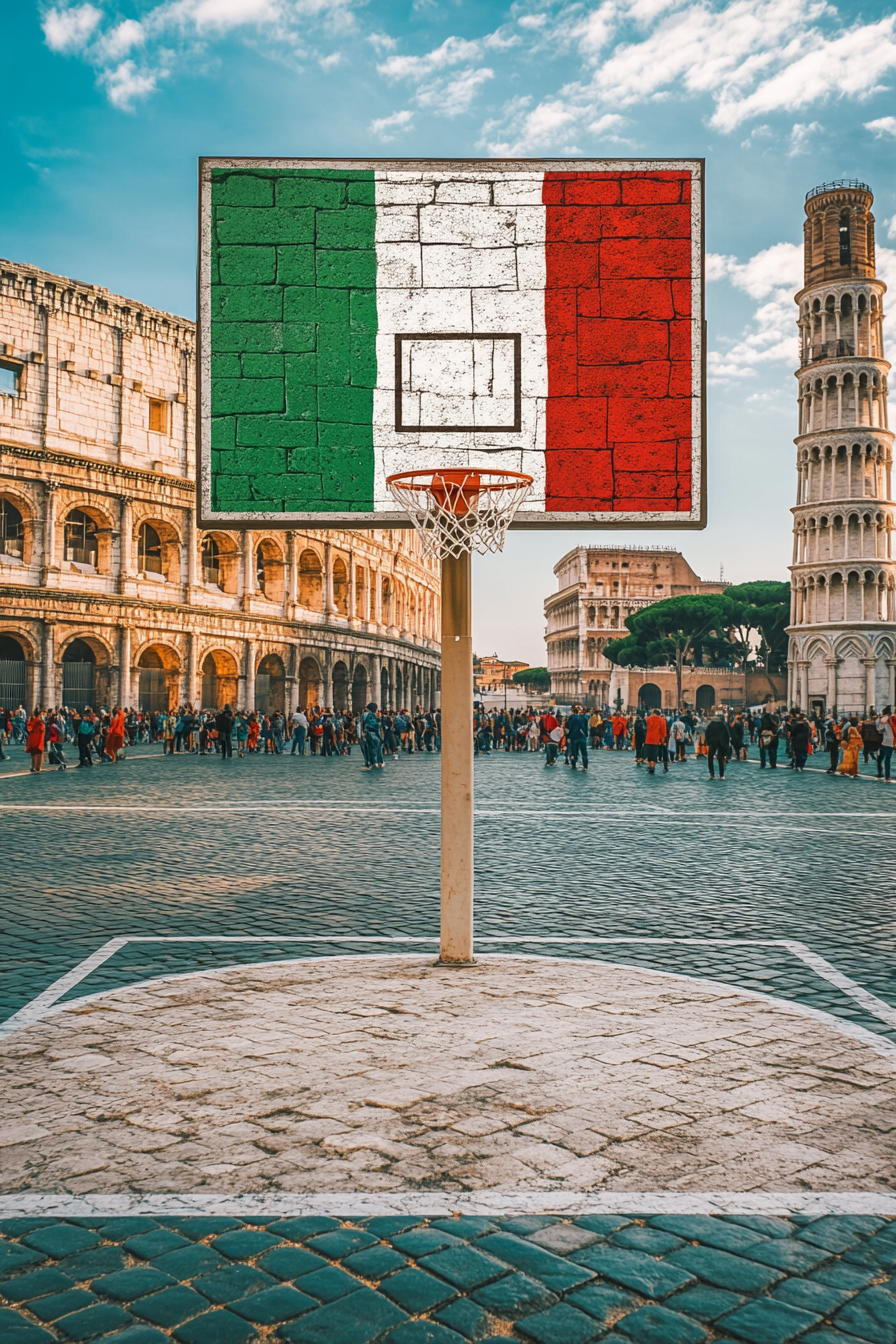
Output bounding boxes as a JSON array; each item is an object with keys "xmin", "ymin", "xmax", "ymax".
[
  {"xmin": 839, "ymin": 210, "xmax": 850, "ymax": 266},
  {"xmin": 332, "ymin": 558, "xmax": 348, "ymax": 615},
  {"xmin": 138, "ymin": 522, "xmax": 163, "ymax": 574},
  {"xmin": 62, "ymin": 638, "xmax": 97, "ymax": 711},
  {"xmin": 201, "ymin": 536, "xmax": 220, "ymax": 587},
  {"xmin": 840, "ymin": 293, "xmax": 852, "ymax": 317},
  {"xmin": 298, "ymin": 549, "xmax": 323, "ymax": 611},
  {"xmin": 695, "ymin": 684, "xmax": 715, "ymax": 713},
  {"xmin": 0, "ymin": 499, "xmax": 24, "ymax": 558},
  {"xmin": 64, "ymin": 510, "xmax": 98, "ymax": 566},
  {"xmin": 638, "ymin": 682, "xmax": 662, "ymax": 710},
  {"xmin": 0, "ymin": 634, "xmax": 27, "ymax": 711},
  {"xmin": 256, "ymin": 546, "xmax": 267, "ymax": 596}
]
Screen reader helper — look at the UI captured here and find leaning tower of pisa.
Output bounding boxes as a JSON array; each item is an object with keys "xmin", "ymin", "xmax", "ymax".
[{"xmin": 788, "ymin": 180, "xmax": 896, "ymax": 715}]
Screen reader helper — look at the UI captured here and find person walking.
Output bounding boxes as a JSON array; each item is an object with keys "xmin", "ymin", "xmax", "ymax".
[
  {"xmin": 824, "ymin": 715, "xmax": 842, "ymax": 774},
  {"xmin": 104, "ymin": 706, "xmax": 126, "ymax": 763},
  {"xmin": 541, "ymin": 710, "xmax": 561, "ymax": 766},
  {"xmin": 290, "ymin": 708, "xmax": 308, "ymax": 755},
  {"xmin": 705, "ymin": 712, "xmax": 730, "ymax": 780},
  {"xmin": 611, "ymin": 711, "xmax": 627, "ymax": 751},
  {"xmin": 216, "ymin": 704, "xmax": 234, "ymax": 759},
  {"xmin": 566, "ymin": 704, "xmax": 589, "ymax": 770},
  {"xmin": 758, "ymin": 709, "xmax": 779, "ymax": 768},
  {"xmin": 361, "ymin": 702, "xmax": 384, "ymax": 770},
  {"xmin": 875, "ymin": 706, "xmax": 895, "ymax": 782},
  {"xmin": 860, "ymin": 715, "xmax": 882, "ymax": 765},
  {"xmin": 837, "ymin": 717, "xmax": 863, "ymax": 777},
  {"xmin": 633, "ymin": 713, "xmax": 647, "ymax": 765},
  {"xmin": 644, "ymin": 709, "xmax": 667, "ymax": 775},
  {"xmin": 670, "ymin": 715, "xmax": 687, "ymax": 763},
  {"xmin": 47, "ymin": 714, "xmax": 67, "ymax": 771},
  {"xmin": 25, "ymin": 709, "xmax": 45, "ymax": 772},
  {"xmin": 789, "ymin": 713, "xmax": 811, "ymax": 772},
  {"xmin": 729, "ymin": 714, "xmax": 746, "ymax": 762},
  {"xmin": 235, "ymin": 712, "xmax": 249, "ymax": 757},
  {"xmin": 76, "ymin": 711, "xmax": 95, "ymax": 767}
]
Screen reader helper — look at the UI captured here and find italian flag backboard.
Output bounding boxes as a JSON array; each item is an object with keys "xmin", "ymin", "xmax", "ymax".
[{"xmin": 198, "ymin": 157, "xmax": 705, "ymax": 529}]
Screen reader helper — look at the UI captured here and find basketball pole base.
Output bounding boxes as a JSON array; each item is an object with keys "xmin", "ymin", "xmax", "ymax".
[{"xmin": 439, "ymin": 550, "xmax": 475, "ymax": 966}]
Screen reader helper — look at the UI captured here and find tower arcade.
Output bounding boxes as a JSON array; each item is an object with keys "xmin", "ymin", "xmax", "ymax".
[{"xmin": 788, "ymin": 181, "xmax": 896, "ymax": 714}]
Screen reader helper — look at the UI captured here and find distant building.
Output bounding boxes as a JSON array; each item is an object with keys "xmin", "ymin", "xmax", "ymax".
[
  {"xmin": 544, "ymin": 545, "xmax": 782, "ymax": 710},
  {"xmin": 0, "ymin": 257, "xmax": 440, "ymax": 714},
  {"xmin": 475, "ymin": 655, "xmax": 530, "ymax": 694}
]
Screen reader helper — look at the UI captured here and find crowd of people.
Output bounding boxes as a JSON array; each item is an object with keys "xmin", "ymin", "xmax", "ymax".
[{"xmin": 1, "ymin": 701, "xmax": 893, "ymax": 781}]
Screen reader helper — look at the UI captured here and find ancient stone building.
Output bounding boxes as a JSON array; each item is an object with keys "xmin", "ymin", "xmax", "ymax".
[
  {"xmin": 0, "ymin": 258, "xmax": 440, "ymax": 714},
  {"xmin": 542, "ymin": 545, "xmax": 764, "ymax": 711},
  {"xmin": 788, "ymin": 181, "xmax": 896, "ymax": 714}
]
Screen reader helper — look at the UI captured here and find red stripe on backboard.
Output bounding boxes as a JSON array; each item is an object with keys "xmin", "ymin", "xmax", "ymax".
[{"xmin": 543, "ymin": 171, "xmax": 694, "ymax": 513}]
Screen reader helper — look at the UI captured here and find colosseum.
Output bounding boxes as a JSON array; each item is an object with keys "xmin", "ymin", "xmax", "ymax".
[{"xmin": 0, "ymin": 258, "xmax": 441, "ymax": 716}]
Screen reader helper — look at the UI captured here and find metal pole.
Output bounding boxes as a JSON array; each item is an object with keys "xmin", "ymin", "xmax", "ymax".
[{"xmin": 439, "ymin": 550, "xmax": 474, "ymax": 964}]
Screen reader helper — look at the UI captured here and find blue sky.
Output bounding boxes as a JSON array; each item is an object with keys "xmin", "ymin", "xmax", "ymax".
[{"xmin": 4, "ymin": 0, "xmax": 896, "ymax": 661}]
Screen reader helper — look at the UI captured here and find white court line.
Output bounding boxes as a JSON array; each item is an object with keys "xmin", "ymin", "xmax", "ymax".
[
  {"xmin": 15, "ymin": 950, "xmax": 896, "ymax": 1069},
  {"xmin": 3, "ymin": 934, "xmax": 895, "ymax": 1039},
  {"xmin": 0, "ymin": 803, "xmax": 892, "ymax": 819},
  {"xmin": 0, "ymin": 937, "xmax": 128, "ymax": 1039},
  {"xmin": 2, "ymin": 1190, "xmax": 895, "ymax": 1217}
]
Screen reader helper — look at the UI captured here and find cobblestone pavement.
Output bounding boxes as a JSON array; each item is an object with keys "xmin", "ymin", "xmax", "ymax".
[
  {"xmin": 1, "ymin": 744, "xmax": 895, "ymax": 1040},
  {"xmin": 3, "ymin": 958, "xmax": 896, "ymax": 1198},
  {"xmin": 1, "ymin": 1209, "xmax": 895, "ymax": 1344},
  {"xmin": 3, "ymin": 744, "xmax": 895, "ymax": 1341}
]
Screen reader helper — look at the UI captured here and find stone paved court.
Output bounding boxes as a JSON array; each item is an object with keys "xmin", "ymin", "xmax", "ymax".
[{"xmin": 1, "ymin": 744, "xmax": 895, "ymax": 1342}]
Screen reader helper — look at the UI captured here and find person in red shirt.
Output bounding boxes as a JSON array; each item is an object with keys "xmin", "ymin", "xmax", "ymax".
[
  {"xmin": 644, "ymin": 710, "xmax": 668, "ymax": 775},
  {"xmin": 541, "ymin": 711, "xmax": 561, "ymax": 766},
  {"xmin": 611, "ymin": 714, "xmax": 627, "ymax": 750}
]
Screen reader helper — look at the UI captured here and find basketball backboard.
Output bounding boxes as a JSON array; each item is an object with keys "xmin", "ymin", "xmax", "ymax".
[{"xmin": 198, "ymin": 157, "xmax": 705, "ymax": 530}]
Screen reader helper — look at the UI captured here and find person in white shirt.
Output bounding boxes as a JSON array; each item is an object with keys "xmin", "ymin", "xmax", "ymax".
[
  {"xmin": 290, "ymin": 708, "xmax": 309, "ymax": 756},
  {"xmin": 875, "ymin": 706, "xmax": 895, "ymax": 782}
]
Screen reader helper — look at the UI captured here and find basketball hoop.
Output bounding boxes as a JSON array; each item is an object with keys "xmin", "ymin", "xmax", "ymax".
[{"xmin": 386, "ymin": 469, "xmax": 533, "ymax": 559}]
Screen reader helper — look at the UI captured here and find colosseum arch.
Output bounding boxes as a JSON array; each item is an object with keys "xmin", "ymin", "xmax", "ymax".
[
  {"xmin": 201, "ymin": 649, "xmax": 240, "ymax": 710},
  {"xmin": 332, "ymin": 660, "xmax": 349, "ymax": 711},
  {"xmin": 62, "ymin": 501, "xmax": 115, "ymax": 575},
  {"xmin": 0, "ymin": 490, "xmax": 35, "ymax": 567},
  {"xmin": 137, "ymin": 643, "xmax": 181, "ymax": 713},
  {"xmin": 135, "ymin": 516, "xmax": 181, "ymax": 584},
  {"xmin": 298, "ymin": 549, "xmax": 324, "ymax": 612},
  {"xmin": 332, "ymin": 557, "xmax": 348, "ymax": 616},
  {"xmin": 61, "ymin": 632, "xmax": 114, "ymax": 711},
  {"xmin": 255, "ymin": 537, "xmax": 285, "ymax": 603},
  {"xmin": 637, "ymin": 682, "xmax": 662, "ymax": 710},
  {"xmin": 0, "ymin": 631, "xmax": 34, "ymax": 710},
  {"xmin": 200, "ymin": 532, "xmax": 240, "ymax": 594},
  {"xmin": 256, "ymin": 653, "xmax": 286, "ymax": 714},
  {"xmin": 352, "ymin": 662, "xmax": 368, "ymax": 712},
  {"xmin": 299, "ymin": 655, "xmax": 321, "ymax": 710}
]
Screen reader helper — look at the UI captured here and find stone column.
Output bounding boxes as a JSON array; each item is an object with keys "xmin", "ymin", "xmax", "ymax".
[
  {"xmin": 825, "ymin": 658, "xmax": 838, "ymax": 715},
  {"xmin": 245, "ymin": 638, "xmax": 256, "ymax": 712},
  {"xmin": 863, "ymin": 658, "xmax": 878, "ymax": 712},
  {"xmin": 785, "ymin": 659, "xmax": 794, "ymax": 708},
  {"xmin": 40, "ymin": 481, "xmax": 59, "ymax": 587},
  {"xmin": 348, "ymin": 552, "xmax": 357, "ymax": 622},
  {"xmin": 118, "ymin": 496, "xmax": 132, "ymax": 594},
  {"xmin": 285, "ymin": 643, "xmax": 298, "ymax": 711},
  {"xmin": 185, "ymin": 632, "xmax": 197, "ymax": 707},
  {"xmin": 185, "ymin": 507, "xmax": 197, "ymax": 595},
  {"xmin": 242, "ymin": 531, "xmax": 255, "ymax": 602},
  {"xmin": 323, "ymin": 542, "xmax": 337, "ymax": 616},
  {"xmin": 41, "ymin": 620, "xmax": 56, "ymax": 708},
  {"xmin": 286, "ymin": 532, "xmax": 298, "ymax": 611},
  {"xmin": 119, "ymin": 625, "xmax": 132, "ymax": 708},
  {"xmin": 887, "ymin": 657, "xmax": 896, "ymax": 708}
]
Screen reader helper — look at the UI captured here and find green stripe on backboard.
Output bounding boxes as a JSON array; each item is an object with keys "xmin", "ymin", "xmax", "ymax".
[{"xmin": 209, "ymin": 167, "xmax": 377, "ymax": 513}]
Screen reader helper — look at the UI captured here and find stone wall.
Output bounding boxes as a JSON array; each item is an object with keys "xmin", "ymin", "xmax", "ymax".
[{"xmin": 0, "ymin": 257, "xmax": 440, "ymax": 714}]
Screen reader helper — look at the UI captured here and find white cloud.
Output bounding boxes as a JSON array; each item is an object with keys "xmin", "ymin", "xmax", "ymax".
[
  {"xmin": 886, "ymin": 215, "xmax": 896, "ymax": 241},
  {"xmin": 101, "ymin": 59, "xmax": 164, "ymax": 109},
  {"xmin": 369, "ymin": 108, "xmax": 413, "ymax": 140},
  {"xmin": 788, "ymin": 120, "xmax": 820, "ymax": 154},
  {"xmin": 96, "ymin": 19, "xmax": 145, "ymax": 61},
  {"xmin": 42, "ymin": 4, "xmax": 103, "ymax": 52},
  {"xmin": 476, "ymin": 0, "xmax": 896, "ymax": 154},
  {"xmin": 875, "ymin": 244, "xmax": 896, "ymax": 290},
  {"xmin": 378, "ymin": 35, "xmax": 482, "ymax": 82},
  {"xmin": 865, "ymin": 115, "xmax": 896, "ymax": 138},
  {"xmin": 319, "ymin": 50, "xmax": 342, "ymax": 69},
  {"xmin": 416, "ymin": 67, "xmax": 494, "ymax": 116},
  {"xmin": 707, "ymin": 242, "xmax": 803, "ymax": 381}
]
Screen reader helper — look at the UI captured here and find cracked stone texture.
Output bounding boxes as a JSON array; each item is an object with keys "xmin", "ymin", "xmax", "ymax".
[{"xmin": 2, "ymin": 956, "xmax": 895, "ymax": 1197}]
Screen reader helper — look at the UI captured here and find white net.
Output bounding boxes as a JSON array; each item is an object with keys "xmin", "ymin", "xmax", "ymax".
[{"xmin": 386, "ymin": 470, "xmax": 533, "ymax": 559}]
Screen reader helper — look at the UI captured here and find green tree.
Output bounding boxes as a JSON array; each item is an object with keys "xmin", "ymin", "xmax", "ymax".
[
  {"xmin": 513, "ymin": 666, "xmax": 550, "ymax": 692},
  {"xmin": 604, "ymin": 593, "xmax": 727, "ymax": 710},
  {"xmin": 721, "ymin": 581, "xmax": 791, "ymax": 695}
]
